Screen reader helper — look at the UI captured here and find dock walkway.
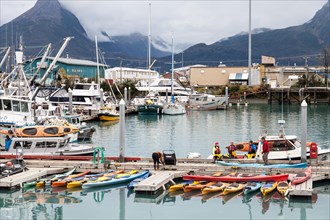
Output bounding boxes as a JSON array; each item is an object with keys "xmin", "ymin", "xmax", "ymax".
[
  {"xmin": 0, "ymin": 167, "xmax": 64, "ymax": 189},
  {"xmin": 135, "ymin": 170, "xmax": 186, "ymax": 193}
]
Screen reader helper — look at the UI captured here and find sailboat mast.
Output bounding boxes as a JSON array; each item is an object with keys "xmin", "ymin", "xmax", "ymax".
[
  {"xmin": 95, "ymin": 35, "xmax": 100, "ymax": 92},
  {"xmin": 171, "ymin": 34, "xmax": 174, "ymax": 99},
  {"xmin": 148, "ymin": 3, "xmax": 151, "ymax": 69}
]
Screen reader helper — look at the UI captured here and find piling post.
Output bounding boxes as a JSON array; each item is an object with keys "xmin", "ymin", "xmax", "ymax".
[
  {"xmin": 301, "ymin": 100, "xmax": 307, "ymax": 163},
  {"xmin": 225, "ymin": 86, "xmax": 229, "ymax": 108},
  {"xmin": 128, "ymin": 87, "xmax": 131, "ymax": 105},
  {"xmin": 119, "ymin": 99, "xmax": 126, "ymax": 162},
  {"xmin": 68, "ymin": 90, "xmax": 72, "ymax": 114},
  {"xmin": 124, "ymin": 87, "xmax": 127, "ymax": 106},
  {"xmin": 100, "ymin": 88, "xmax": 104, "ymax": 108}
]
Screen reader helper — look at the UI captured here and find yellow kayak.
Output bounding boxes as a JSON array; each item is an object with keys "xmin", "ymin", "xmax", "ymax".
[
  {"xmin": 202, "ymin": 182, "xmax": 229, "ymax": 195},
  {"xmin": 277, "ymin": 181, "xmax": 289, "ymax": 196},
  {"xmin": 222, "ymin": 182, "xmax": 246, "ymax": 195},
  {"xmin": 115, "ymin": 170, "xmax": 138, "ymax": 178},
  {"xmin": 261, "ymin": 181, "xmax": 278, "ymax": 196},
  {"xmin": 183, "ymin": 181, "xmax": 215, "ymax": 193}
]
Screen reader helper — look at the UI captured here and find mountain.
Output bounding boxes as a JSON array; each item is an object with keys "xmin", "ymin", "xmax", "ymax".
[
  {"xmin": 0, "ymin": 0, "xmax": 169, "ymax": 68},
  {"xmin": 167, "ymin": 1, "xmax": 330, "ymax": 68}
]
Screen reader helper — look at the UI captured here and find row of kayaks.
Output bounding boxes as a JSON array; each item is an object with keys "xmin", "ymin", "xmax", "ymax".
[
  {"xmin": 169, "ymin": 179, "xmax": 291, "ymax": 196},
  {"xmin": 172, "ymin": 167, "xmax": 312, "ymax": 196},
  {"xmin": 23, "ymin": 169, "xmax": 150, "ymax": 189}
]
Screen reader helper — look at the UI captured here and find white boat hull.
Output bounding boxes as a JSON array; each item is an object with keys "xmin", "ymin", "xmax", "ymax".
[{"xmin": 163, "ymin": 102, "xmax": 186, "ymax": 115}]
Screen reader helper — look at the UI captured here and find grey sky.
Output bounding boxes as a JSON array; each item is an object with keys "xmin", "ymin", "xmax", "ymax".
[{"xmin": 0, "ymin": 0, "xmax": 327, "ymax": 48}]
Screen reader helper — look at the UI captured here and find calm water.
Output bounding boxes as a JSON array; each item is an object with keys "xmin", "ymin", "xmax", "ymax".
[{"xmin": 0, "ymin": 104, "xmax": 329, "ymax": 220}]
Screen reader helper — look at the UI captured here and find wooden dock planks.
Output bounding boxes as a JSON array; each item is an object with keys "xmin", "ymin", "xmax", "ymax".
[
  {"xmin": 0, "ymin": 167, "xmax": 64, "ymax": 188},
  {"xmin": 134, "ymin": 170, "xmax": 187, "ymax": 193},
  {"xmin": 288, "ymin": 178, "xmax": 313, "ymax": 197}
]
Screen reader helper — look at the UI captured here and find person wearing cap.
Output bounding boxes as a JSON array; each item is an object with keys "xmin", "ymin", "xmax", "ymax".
[
  {"xmin": 213, "ymin": 142, "xmax": 221, "ymax": 162},
  {"xmin": 247, "ymin": 140, "xmax": 257, "ymax": 158}
]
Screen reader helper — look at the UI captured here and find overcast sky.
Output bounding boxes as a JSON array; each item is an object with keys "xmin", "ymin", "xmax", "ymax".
[{"xmin": 0, "ymin": 0, "xmax": 328, "ymax": 49}]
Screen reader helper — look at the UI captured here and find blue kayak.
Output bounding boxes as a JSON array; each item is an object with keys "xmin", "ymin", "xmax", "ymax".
[
  {"xmin": 216, "ymin": 161, "xmax": 307, "ymax": 168},
  {"xmin": 243, "ymin": 182, "xmax": 262, "ymax": 195},
  {"xmin": 82, "ymin": 170, "xmax": 150, "ymax": 189}
]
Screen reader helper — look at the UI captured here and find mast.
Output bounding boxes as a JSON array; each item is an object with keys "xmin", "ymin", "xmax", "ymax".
[
  {"xmin": 171, "ymin": 33, "xmax": 174, "ymax": 102},
  {"xmin": 248, "ymin": 0, "xmax": 252, "ymax": 85},
  {"xmin": 95, "ymin": 35, "xmax": 100, "ymax": 92},
  {"xmin": 148, "ymin": 3, "xmax": 151, "ymax": 70}
]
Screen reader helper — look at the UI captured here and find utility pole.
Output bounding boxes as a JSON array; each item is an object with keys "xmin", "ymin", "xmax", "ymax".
[{"xmin": 303, "ymin": 56, "xmax": 309, "ymax": 87}]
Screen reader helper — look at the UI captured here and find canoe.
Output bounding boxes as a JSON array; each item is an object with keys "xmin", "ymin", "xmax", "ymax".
[
  {"xmin": 291, "ymin": 166, "xmax": 312, "ymax": 185},
  {"xmin": 127, "ymin": 171, "xmax": 150, "ymax": 189},
  {"xmin": 243, "ymin": 182, "xmax": 262, "ymax": 195},
  {"xmin": 0, "ymin": 125, "xmax": 79, "ymax": 137},
  {"xmin": 52, "ymin": 171, "xmax": 91, "ymax": 187},
  {"xmin": 201, "ymin": 182, "xmax": 229, "ymax": 195},
  {"xmin": 169, "ymin": 180, "xmax": 194, "ymax": 192},
  {"xmin": 183, "ymin": 181, "xmax": 215, "ymax": 193},
  {"xmin": 82, "ymin": 170, "xmax": 149, "ymax": 189},
  {"xmin": 216, "ymin": 161, "xmax": 308, "ymax": 169},
  {"xmin": 277, "ymin": 181, "xmax": 290, "ymax": 196},
  {"xmin": 222, "ymin": 182, "xmax": 246, "ymax": 195},
  {"xmin": 260, "ymin": 182, "xmax": 278, "ymax": 196},
  {"xmin": 183, "ymin": 173, "xmax": 289, "ymax": 183}
]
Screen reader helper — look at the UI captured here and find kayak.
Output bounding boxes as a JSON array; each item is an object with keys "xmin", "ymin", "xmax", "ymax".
[
  {"xmin": 291, "ymin": 166, "xmax": 312, "ymax": 185},
  {"xmin": 183, "ymin": 173, "xmax": 289, "ymax": 182},
  {"xmin": 243, "ymin": 182, "xmax": 262, "ymax": 195},
  {"xmin": 183, "ymin": 181, "xmax": 215, "ymax": 193},
  {"xmin": 216, "ymin": 161, "xmax": 308, "ymax": 169},
  {"xmin": 222, "ymin": 182, "xmax": 246, "ymax": 195},
  {"xmin": 82, "ymin": 170, "xmax": 150, "ymax": 189},
  {"xmin": 277, "ymin": 181, "xmax": 290, "ymax": 196},
  {"xmin": 24, "ymin": 168, "xmax": 76, "ymax": 188},
  {"xmin": 201, "ymin": 182, "xmax": 229, "ymax": 195},
  {"xmin": 52, "ymin": 171, "xmax": 91, "ymax": 188},
  {"xmin": 127, "ymin": 171, "xmax": 150, "ymax": 189},
  {"xmin": 66, "ymin": 170, "xmax": 121, "ymax": 189},
  {"xmin": 169, "ymin": 180, "xmax": 194, "ymax": 192},
  {"xmin": 260, "ymin": 182, "xmax": 278, "ymax": 196}
]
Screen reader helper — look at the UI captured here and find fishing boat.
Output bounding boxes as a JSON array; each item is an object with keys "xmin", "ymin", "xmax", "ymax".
[
  {"xmin": 260, "ymin": 182, "xmax": 278, "ymax": 196},
  {"xmin": 201, "ymin": 182, "xmax": 229, "ymax": 195},
  {"xmin": 0, "ymin": 136, "xmax": 101, "ymax": 158},
  {"xmin": 136, "ymin": 96, "xmax": 163, "ymax": 115},
  {"xmin": 243, "ymin": 182, "xmax": 262, "ymax": 195},
  {"xmin": 277, "ymin": 181, "xmax": 290, "ymax": 196},
  {"xmin": 183, "ymin": 173, "xmax": 289, "ymax": 182},
  {"xmin": 97, "ymin": 107, "xmax": 120, "ymax": 121},
  {"xmin": 186, "ymin": 93, "xmax": 226, "ymax": 111},
  {"xmin": 216, "ymin": 161, "xmax": 308, "ymax": 169},
  {"xmin": 222, "ymin": 182, "xmax": 246, "ymax": 195},
  {"xmin": 291, "ymin": 166, "xmax": 312, "ymax": 185},
  {"xmin": 81, "ymin": 170, "xmax": 149, "ymax": 189}
]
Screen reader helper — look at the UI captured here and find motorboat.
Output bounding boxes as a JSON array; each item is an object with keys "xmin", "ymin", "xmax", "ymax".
[
  {"xmin": 97, "ymin": 106, "xmax": 120, "ymax": 121},
  {"xmin": 0, "ymin": 135, "xmax": 100, "ymax": 158},
  {"xmin": 136, "ymin": 96, "xmax": 163, "ymax": 115},
  {"xmin": 255, "ymin": 134, "xmax": 330, "ymax": 160},
  {"xmin": 187, "ymin": 93, "xmax": 226, "ymax": 111}
]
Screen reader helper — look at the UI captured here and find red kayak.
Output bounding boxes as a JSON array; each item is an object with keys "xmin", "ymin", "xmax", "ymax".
[
  {"xmin": 291, "ymin": 166, "xmax": 312, "ymax": 185},
  {"xmin": 183, "ymin": 173, "xmax": 289, "ymax": 182}
]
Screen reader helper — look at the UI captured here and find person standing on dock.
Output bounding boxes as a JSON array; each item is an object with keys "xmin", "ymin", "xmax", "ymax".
[
  {"xmin": 152, "ymin": 151, "xmax": 164, "ymax": 170},
  {"xmin": 213, "ymin": 142, "xmax": 221, "ymax": 162},
  {"xmin": 261, "ymin": 137, "xmax": 270, "ymax": 165},
  {"xmin": 4, "ymin": 135, "xmax": 12, "ymax": 151}
]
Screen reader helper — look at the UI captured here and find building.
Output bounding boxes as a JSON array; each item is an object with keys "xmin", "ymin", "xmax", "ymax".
[
  {"xmin": 104, "ymin": 67, "xmax": 159, "ymax": 85},
  {"xmin": 24, "ymin": 56, "xmax": 107, "ymax": 82}
]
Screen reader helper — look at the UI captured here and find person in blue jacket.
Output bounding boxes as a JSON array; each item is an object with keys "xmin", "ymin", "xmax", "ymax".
[{"xmin": 5, "ymin": 135, "xmax": 12, "ymax": 151}]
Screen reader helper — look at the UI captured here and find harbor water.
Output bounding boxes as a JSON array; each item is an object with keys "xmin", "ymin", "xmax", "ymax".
[{"xmin": 0, "ymin": 103, "xmax": 329, "ymax": 220}]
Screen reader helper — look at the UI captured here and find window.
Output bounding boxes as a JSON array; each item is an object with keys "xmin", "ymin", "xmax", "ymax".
[
  {"xmin": 21, "ymin": 101, "xmax": 29, "ymax": 112},
  {"xmin": 3, "ymin": 99, "xmax": 11, "ymax": 111},
  {"xmin": 12, "ymin": 100, "xmax": 20, "ymax": 112}
]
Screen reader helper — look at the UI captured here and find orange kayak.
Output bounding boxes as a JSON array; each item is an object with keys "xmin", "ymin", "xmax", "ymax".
[
  {"xmin": 52, "ymin": 171, "xmax": 91, "ymax": 188},
  {"xmin": 183, "ymin": 181, "xmax": 215, "ymax": 193}
]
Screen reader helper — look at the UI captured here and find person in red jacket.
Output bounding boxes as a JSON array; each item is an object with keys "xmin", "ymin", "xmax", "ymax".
[{"xmin": 261, "ymin": 137, "xmax": 270, "ymax": 165}]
